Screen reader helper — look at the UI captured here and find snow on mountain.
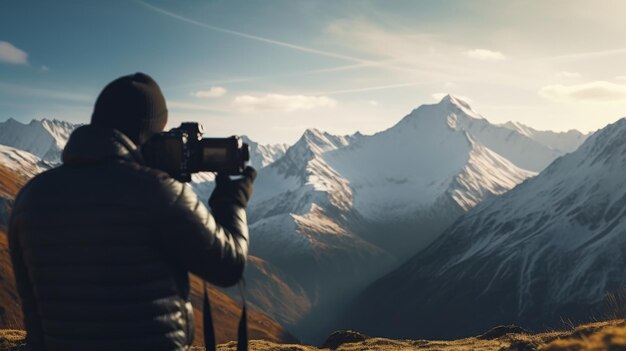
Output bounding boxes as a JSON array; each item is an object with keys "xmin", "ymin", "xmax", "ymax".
[
  {"xmin": 241, "ymin": 136, "xmax": 289, "ymax": 169},
  {"xmin": 346, "ymin": 117, "xmax": 626, "ymax": 341},
  {"xmin": 0, "ymin": 118, "xmax": 287, "ymax": 199},
  {"xmin": 501, "ymin": 120, "xmax": 588, "ymax": 153},
  {"xmin": 0, "ymin": 145, "xmax": 49, "ymax": 179},
  {"xmin": 435, "ymin": 95, "xmax": 583, "ymax": 172},
  {"xmin": 0, "ymin": 118, "xmax": 77, "ymax": 162},
  {"xmin": 246, "ymin": 96, "xmax": 541, "ymax": 341}
]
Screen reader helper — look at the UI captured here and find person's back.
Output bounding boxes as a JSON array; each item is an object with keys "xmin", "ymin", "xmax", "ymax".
[{"xmin": 8, "ymin": 73, "xmax": 256, "ymax": 351}]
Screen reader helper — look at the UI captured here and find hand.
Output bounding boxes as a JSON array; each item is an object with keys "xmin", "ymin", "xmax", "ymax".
[{"xmin": 209, "ymin": 166, "xmax": 257, "ymax": 209}]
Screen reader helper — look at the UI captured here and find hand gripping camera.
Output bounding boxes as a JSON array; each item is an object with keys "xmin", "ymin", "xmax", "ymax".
[{"xmin": 142, "ymin": 122, "xmax": 250, "ymax": 182}]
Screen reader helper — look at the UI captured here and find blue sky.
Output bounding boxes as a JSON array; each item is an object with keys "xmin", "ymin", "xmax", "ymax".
[{"xmin": 2, "ymin": 0, "xmax": 626, "ymax": 143}]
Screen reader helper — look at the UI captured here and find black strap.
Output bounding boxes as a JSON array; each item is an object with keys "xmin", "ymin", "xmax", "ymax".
[
  {"xmin": 203, "ymin": 282, "xmax": 216, "ymax": 351},
  {"xmin": 237, "ymin": 281, "xmax": 248, "ymax": 351},
  {"xmin": 203, "ymin": 280, "xmax": 248, "ymax": 351}
]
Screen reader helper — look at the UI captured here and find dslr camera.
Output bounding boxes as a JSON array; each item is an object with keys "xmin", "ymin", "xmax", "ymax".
[{"xmin": 142, "ymin": 122, "xmax": 250, "ymax": 182}]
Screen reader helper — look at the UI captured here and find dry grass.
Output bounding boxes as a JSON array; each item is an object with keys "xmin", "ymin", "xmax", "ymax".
[
  {"xmin": 4, "ymin": 320, "xmax": 626, "ymax": 350},
  {"xmin": 0, "ymin": 330, "xmax": 26, "ymax": 351}
]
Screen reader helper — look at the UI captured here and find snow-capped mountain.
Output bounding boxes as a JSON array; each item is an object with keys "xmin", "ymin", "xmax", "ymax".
[
  {"xmin": 0, "ymin": 98, "xmax": 589, "ymax": 342},
  {"xmin": 241, "ymin": 136, "xmax": 289, "ymax": 169},
  {"xmin": 0, "ymin": 118, "xmax": 77, "ymax": 162},
  {"xmin": 245, "ymin": 96, "xmax": 554, "ymax": 340},
  {"xmin": 346, "ymin": 117, "xmax": 626, "ymax": 340},
  {"xmin": 501, "ymin": 120, "xmax": 588, "ymax": 154},
  {"xmin": 435, "ymin": 96, "xmax": 581, "ymax": 172}
]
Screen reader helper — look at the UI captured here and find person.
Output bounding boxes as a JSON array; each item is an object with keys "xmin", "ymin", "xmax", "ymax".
[{"xmin": 8, "ymin": 72, "xmax": 256, "ymax": 351}]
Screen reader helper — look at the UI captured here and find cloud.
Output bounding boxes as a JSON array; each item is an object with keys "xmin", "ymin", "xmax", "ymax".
[
  {"xmin": 616, "ymin": 75, "xmax": 626, "ymax": 81},
  {"xmin": 368, "ymin": 100, "xmax": 379, "ymax": 107},
  {"xmin": 0, "ymin": 81, "xmax": 92, "ymax": 102},
  {"xmin": 539, "ymin": 81, "xmax": 626, "ymax": 102},
  {"xmin": 432, "ymin": 93, "xmax": 473, "ymax": 103},
  {"xmin": 136, "ymin": 0, "xmax": 369, "ymax": 64},
  {"xmin": 557, "ymin": 71, "xmax": 581, "ymax": 78},
  {"xmin": 464, "ymin": 49, "xmax": 506, "ymax": 61},
  {"xmin": 40, "ymin": 65, "xmax": 49, "ymax": 72},
  {"xmin": 0, "ymin": 41, "xmax": 28, "ymax": 64},
  {"xmin": 168, "ymin": 100, "xmax": 231, "ymax": 114},
  {"xmin": 233, "ymin": 94, "xmax": 337, "ymax": 112},
  {"xmin": 192, "ymin": 86, "xmax": 227, "ymax": 98}
]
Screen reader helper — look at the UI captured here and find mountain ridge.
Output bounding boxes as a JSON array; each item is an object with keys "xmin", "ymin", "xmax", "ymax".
[{"xmin": 345, "ymin": 116, "xmax": 626, "ymax": 340}]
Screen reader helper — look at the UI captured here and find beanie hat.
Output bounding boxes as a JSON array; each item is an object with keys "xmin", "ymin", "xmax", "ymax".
[{"xmin": 91, "ymin": 72, "xmax": 168, "ymax": 145}]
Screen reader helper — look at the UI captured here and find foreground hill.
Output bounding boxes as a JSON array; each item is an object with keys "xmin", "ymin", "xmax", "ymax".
[
  {"xmin": 347, "ymin": 118, "xmax": 626, "ymax": 340},
  {"xmin": 3, "ymin": 319, "xmax": 626, "ymax": 350}
]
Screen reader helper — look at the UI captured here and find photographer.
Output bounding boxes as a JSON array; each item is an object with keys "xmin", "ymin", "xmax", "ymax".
[{"xmin": 8, "ymin": 73, "xmax": 256, "ymax": 351}]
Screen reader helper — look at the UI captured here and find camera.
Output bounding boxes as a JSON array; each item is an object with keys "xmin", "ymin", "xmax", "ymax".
[{"xmin": 142, "ymin": 122, "xmax": 250, "ymax": 182}]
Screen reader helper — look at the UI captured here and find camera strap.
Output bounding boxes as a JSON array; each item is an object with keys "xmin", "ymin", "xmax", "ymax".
[{"xmin": 203, "ymin": 280, "xmax": 248, "ymax": 351}]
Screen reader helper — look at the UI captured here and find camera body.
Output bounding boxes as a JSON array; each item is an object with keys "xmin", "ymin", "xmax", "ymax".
[{"xmin": 142, "ymin": 122, "xmax": 250, "ymax": 182}]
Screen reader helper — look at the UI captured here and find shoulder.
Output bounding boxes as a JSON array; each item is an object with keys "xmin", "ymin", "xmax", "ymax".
[{"xmin": 13, "ymin": 167, "xmax": 64, "ymax": 209}]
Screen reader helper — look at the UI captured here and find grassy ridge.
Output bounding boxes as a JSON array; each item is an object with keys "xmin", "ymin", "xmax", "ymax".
[{"xmin": 3, "ymin": 320, "xmax": 626, "ymax": 350}]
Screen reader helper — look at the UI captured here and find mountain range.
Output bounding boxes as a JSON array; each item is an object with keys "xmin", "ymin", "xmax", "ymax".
[
  {"xmin": 237, "ymin": 95, "xmax": 587, "ymax": 340},
  {"xmin": 0, "ymin": 95, "xmax": 592, "ymax": 343},
  {"xmin": 346, "ymin": 117, "xmax": 626, "ymax": 340}
]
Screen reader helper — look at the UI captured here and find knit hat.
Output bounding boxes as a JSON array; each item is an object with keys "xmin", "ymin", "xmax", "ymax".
[{"xmin": 91, "ymin": 72, "xmax": 168, "ymax": 145}]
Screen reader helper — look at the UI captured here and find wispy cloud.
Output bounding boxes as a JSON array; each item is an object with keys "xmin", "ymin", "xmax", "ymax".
[
  {"xmin": 316, "ymin": 81, "xmax": 426, "ymax": 95},
  {"xmin": 192, "ymin": 86, "xmax": 227, "ymax": 98},
  {"xmin": 135, "ymin": 0, "xmax": 370, "ymax": 64},
  {"xmin": 0, "ymin": 41, "xmax": 28, "ymax": 65},
  {"xmin": 138, "ymin": 3, "xmax": 444, "ymax": 80},
  {"xmin": 0, "ymin": 81, "xmax": 91, "ymax": 102},
  {"xmin": 464, "ymin": 49, "xmax": 505, "ymax": 61},
  {"xmin": 233, "ymin": 94, "xmax": 336, "ymax": 112},
  {"xmin": 539, "ymin": 81, "xmax": 626, "ymax": 103},
  {"xmin": 168, "ymin": 100, "xmax": 231, "ymax": 114},
  {"xmin": 541, "ymin": 48, "xmax": 626, "ymax": 62},
  {"xmin": 556, "ymin": 71, "xmax": 581, "ymax": 78}
]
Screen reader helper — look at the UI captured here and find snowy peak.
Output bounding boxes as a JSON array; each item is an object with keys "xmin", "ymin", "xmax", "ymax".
[
  {"xmin": 398, "ymin": 94, "xmax": 483, "ymax": 130},
  {"xmin": 500, "ymin": 121, "xmax": 587, "ymax": 153},
  {"xmin": 240, "ymin": 135, "xmax": 288, "ymax": 169},
  {"xmin": 439, "ymin": 94, "xmax": 482, "ymax": 119},
  {"xmin": 0, "ymin": 118, "xmax": 79, "ymax": 162},
  {"xmin": 300, "ymin": 128, "xmax": 354, "ymax": 154},
  {"xmin": 393, "ymin": 96, "xmax": 588, "ymax": 172}
]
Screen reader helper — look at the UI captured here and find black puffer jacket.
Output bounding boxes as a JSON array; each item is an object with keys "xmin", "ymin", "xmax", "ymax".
[{"xmin": 8, "ymin": 125, "xmax": 249, "ymax": 351}]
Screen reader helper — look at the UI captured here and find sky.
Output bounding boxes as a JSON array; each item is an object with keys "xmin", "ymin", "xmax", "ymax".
[{"xmin": 2, "ymin": 0, "xmax": 626, "ymax": 144}]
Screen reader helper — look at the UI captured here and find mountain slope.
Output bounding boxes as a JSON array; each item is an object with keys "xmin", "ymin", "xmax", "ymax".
[
  {"xmin": 0, "ymin": 145, "xmax": 48, "ymax": 180},
  {"xmin": 346, "ymin": 117, "xmax": 626, "ymax": 340},
  {"xmin": 0, "ymin": 118, "xmax": 76, "ymax": 162},
  {"xmin": 246, "ymin": 97, "xmax": 539, "ymax": 341}
]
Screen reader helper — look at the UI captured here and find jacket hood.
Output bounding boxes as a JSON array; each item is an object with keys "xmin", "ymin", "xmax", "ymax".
[{"xmin": 62, "ymin": 125, "xmax": 145, "ymax": 165}]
